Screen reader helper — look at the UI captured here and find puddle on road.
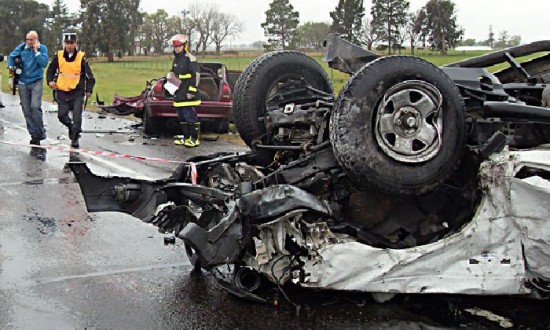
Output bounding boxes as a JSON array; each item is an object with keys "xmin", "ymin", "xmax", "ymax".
[
  {"xmin": 25, "ymin": 215, "xmax": 57, "ymax": 235},
  {"xmin": 156, "ymin": 271, "xmax": 548, "ymax": 329},
  {"xmin": 0, "ymin": 177, "xmax": 74, "ymax": 187},
  {"xmin": 23, "ymin": 177, "xmax": 74, "ymax": 186},
  {"xmin": 24, "ymin": 214, "xmax": 92, "ymax": 236}
]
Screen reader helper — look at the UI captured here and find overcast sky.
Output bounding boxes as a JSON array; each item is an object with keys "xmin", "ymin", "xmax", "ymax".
[{"xmin": 38, "ymin": 0, "xmax": 549, "ymax": 44}]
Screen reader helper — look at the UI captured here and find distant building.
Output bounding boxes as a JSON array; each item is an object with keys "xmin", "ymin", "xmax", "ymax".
[{"xmin": 455, "ymin": 46, "xmax": 493, "ymax": 52}]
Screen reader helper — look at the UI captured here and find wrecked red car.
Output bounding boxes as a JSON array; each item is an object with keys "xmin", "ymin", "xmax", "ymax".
[{"xmin": 98, "ymin": 62, "xmax": 233, "ymax": 134}]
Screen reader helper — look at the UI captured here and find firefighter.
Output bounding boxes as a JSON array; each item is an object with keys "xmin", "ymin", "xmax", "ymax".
[
  {"xmin": 167, "ymin": 34, "xmax": 201, "ymax": 147},
  {"xmin": 46, "ymin": 33, "xmax": 95, "ymax": 149}
]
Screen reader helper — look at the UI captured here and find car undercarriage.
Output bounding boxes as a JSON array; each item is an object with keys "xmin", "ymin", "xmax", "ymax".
[{"xmin": 69, "ymin": 34, "xmax": 550, "ymax": 303}]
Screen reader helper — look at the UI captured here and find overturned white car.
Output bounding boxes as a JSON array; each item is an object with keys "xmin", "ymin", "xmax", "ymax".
[{"xmin": 69, "ymin": 35, "xmax": 550, "ymax": 302}]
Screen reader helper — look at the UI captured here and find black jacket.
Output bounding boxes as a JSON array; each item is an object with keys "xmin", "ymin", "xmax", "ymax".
[
  {"xmin": 46, "ymin": 49, "xmax": 95, "ymax": 98},
  {"xmin": 171, "ymin": 51, "xmax": 200, "ymax": 104}
]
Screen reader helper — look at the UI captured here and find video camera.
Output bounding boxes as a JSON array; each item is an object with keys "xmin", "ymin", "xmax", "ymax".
[
  {"xmin": 9, "ymin": 56, "xmax": 23, "ymax": 95},
  {"xmin": 13, "ymin": 56, "xmax": 22, "ymax": 74}
]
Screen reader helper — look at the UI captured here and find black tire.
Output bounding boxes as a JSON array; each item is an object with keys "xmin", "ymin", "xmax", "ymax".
[
  {"xmin": 330, "ymin": 56, "xmax": 466, "ymax": 196},
  {"xmin": 142, "ymin": 103, "xmax": 159, "ymax": 135},
  {"xmin": 233, "ymin": 51, "xmax": 333, "ymax": 155}
]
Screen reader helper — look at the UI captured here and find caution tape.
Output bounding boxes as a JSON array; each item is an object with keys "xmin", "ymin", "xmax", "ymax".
[{"xmin": 0, "ymin": 140, "xmax": 199, "ymax": 184}]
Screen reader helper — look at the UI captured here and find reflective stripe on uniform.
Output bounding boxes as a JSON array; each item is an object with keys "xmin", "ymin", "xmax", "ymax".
[
  {"xmin": 188, "ymin": 86, "xmax": 197, "ymax": 92},
  {"xmin": 174, "ymin": 100, "xmax": 201, "ymax": 107},
  {"xmin": 178, "ymin": 73, "xmax": 192, "ymax": 79}
]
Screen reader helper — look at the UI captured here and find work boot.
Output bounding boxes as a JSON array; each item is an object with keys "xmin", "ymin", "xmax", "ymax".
[
  {"xmin": 183, "ymin": 122, "xmax": 200, "ymax": 147},
  {"xmin": 174, "ymin": 122, "xmax": 190, "ymax": 146},
  {"xmin": 68, "ymin": 126, "xmax": 75, "ymax": 141},
  {"xmin": 70, "ymin": 131, "xmax": 80, "ymax": 148},
  {"xmin": 36, "ymin": 149, "xmax": 47, "ymax": 161},
  {"xmin": 30, "ymin": 148, "xmax": 47, "ymax": 161},
  {"xmin": 62, "ymin": 121, "xmax": 76, "ymax": 140}
]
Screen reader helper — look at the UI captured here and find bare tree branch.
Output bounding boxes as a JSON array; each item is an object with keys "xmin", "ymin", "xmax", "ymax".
[{"xmin": 211, "ymin": 12, "xmax": 242, "ymax": 55}]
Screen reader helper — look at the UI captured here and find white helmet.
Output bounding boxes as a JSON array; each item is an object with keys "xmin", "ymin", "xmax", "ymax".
[{"xmin": 169, "ymin": 34, "xmax": 188, "ymax": 47}]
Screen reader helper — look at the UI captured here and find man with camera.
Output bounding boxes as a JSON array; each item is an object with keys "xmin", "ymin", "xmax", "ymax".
[{"xmin": 7, "ymin": 31, "xmax": 49, "ymax": 145}]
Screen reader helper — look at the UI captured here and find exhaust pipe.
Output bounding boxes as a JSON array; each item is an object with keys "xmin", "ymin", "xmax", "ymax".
[{"xmin": 234, "ymin": 267, "xmax": 262, "ymax": 292}]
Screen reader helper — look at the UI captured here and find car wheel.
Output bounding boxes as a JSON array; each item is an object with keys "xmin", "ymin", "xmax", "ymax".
[
  {"xmin": 143, "ymin": 103, "xmax": 159, "ymax": 135},
  {"xmin": 330, "ymin": 56, "xmax": 466, "ymax": 196},
  {"xmin": 233, "ymin": 51, "xmax": 333, "ymax": 163}
]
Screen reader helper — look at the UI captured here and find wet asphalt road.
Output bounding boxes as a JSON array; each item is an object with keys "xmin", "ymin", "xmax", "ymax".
[{"xmin": 0, "ymin": 92, "xmax": 549, "ymax": 329}]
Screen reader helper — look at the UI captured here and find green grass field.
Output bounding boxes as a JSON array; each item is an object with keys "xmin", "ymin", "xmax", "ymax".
[
  {"xmin": 85, "ymin": 49, "xmax": 498, "ymax": 103},
  {"xmin": 1, "ymin": 49, "xmax": 546, "ymax": 107}
]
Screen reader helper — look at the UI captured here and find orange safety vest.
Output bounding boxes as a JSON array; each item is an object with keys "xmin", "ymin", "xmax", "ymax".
[{"xmin": 56, "ymin": 50, "xmax": 84, "ymax": 92}]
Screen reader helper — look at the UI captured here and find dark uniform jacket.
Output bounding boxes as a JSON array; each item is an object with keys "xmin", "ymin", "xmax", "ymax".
[
  {"xmin": 171, "ymin": 51, "xmax": 201, "ymax": 107},
  {"xmin": 46, "ymin": 49, "xmax": 95, "ymax": 99}
]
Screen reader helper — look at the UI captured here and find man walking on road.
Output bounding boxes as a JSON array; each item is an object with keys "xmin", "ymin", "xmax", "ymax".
[
  {"xmin": 47, "ymin": 33, "xmax": 95, "ymax": 148},
  {"xmin": 7, "ymin": 30, "xmax": 49, "ymax": 145}
]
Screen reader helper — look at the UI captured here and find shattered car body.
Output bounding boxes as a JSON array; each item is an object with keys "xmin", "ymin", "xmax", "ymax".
[
  {"xmin": 97, "ymin": 63, "xmax": 233, "ymax": 134},
  {"xmin": 70, "ymin": 34, "xmax": 550, "ymax": 301}
]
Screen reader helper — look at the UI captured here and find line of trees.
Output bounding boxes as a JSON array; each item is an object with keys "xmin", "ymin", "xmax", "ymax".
[
  {"xmin": 262, "ymin": 0, "xmax": 467, "ymax": 55},
  {"xmin": 0, "ymin": 0, "xmax": 243, "ymax": 61},
  {"xmin": 459, "ymin": 26, "xmax": 521, "ymax": 48},
  {"xmin": 0, "ymin": 0, "xmax": 52, "ymax": 56},
  {"xmin": 0, "ymin": 0, "xmax": 525, "ymax": 61}
]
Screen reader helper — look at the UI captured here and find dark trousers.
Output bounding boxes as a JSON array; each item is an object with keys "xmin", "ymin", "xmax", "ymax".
[
  {"xmin": 175, "ymin": 106, "xmax": 197, "ymax": 123},
  {"xmin": 57, "ymin": 93, "xmax": 84, "ymax": 137},
  {"xmin": 18, "ymin": 80, "xmax": 46, "ymax": 140}
]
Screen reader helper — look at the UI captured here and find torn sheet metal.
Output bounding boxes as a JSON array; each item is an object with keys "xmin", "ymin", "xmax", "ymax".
[
  {"xmin": 237, "ymin": 185, "xmax": 332, "ymax": 221},
  {"xmin": 69, "ymin": 146, "xmax": 549, "ymax": 297},
  {"xmin": 510, "ymin": 148, "xmax": 550, "ymax": 282},
  {"xmin": 298, "ymin": 148, "xmax": 549, "ymax": 295}
]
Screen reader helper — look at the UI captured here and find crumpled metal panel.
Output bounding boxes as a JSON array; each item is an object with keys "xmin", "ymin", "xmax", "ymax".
[
  {"xmin": 244, "ymin": 211, "xmax": 353, "ymax": 284},
  {"xmin": 177, "ymin": 185, "xmax": 334, "ymax": 272},
  {"xmin": 237, "ymin": 185, "xmax": 331, "ymax": 222},
  {"xmin": 245, "ymin": 210, "xmax": 307, "ymax": 283},
  {"xmin": 299, "ymin": 148, "xmax": 549, "ymax": 295},
  {"xmin": 511, "ymin": 178, "xmax": 550, "ymax": 281},
  {"xmin": 510, "ymin": 148, "xmax": 550, "ymax": 173},
  {"xmin": 178, "ymin": 205, "xmax": 243, "ymax": 270},
  {"xmin": 509, "ymin": 149, "xmax": 550, "ymax": 282}
]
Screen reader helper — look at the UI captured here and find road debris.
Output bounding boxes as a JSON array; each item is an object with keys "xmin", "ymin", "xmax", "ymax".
[{"xmin": 463, "ymin": 307, "xmax": 514, "ymax": 328}]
